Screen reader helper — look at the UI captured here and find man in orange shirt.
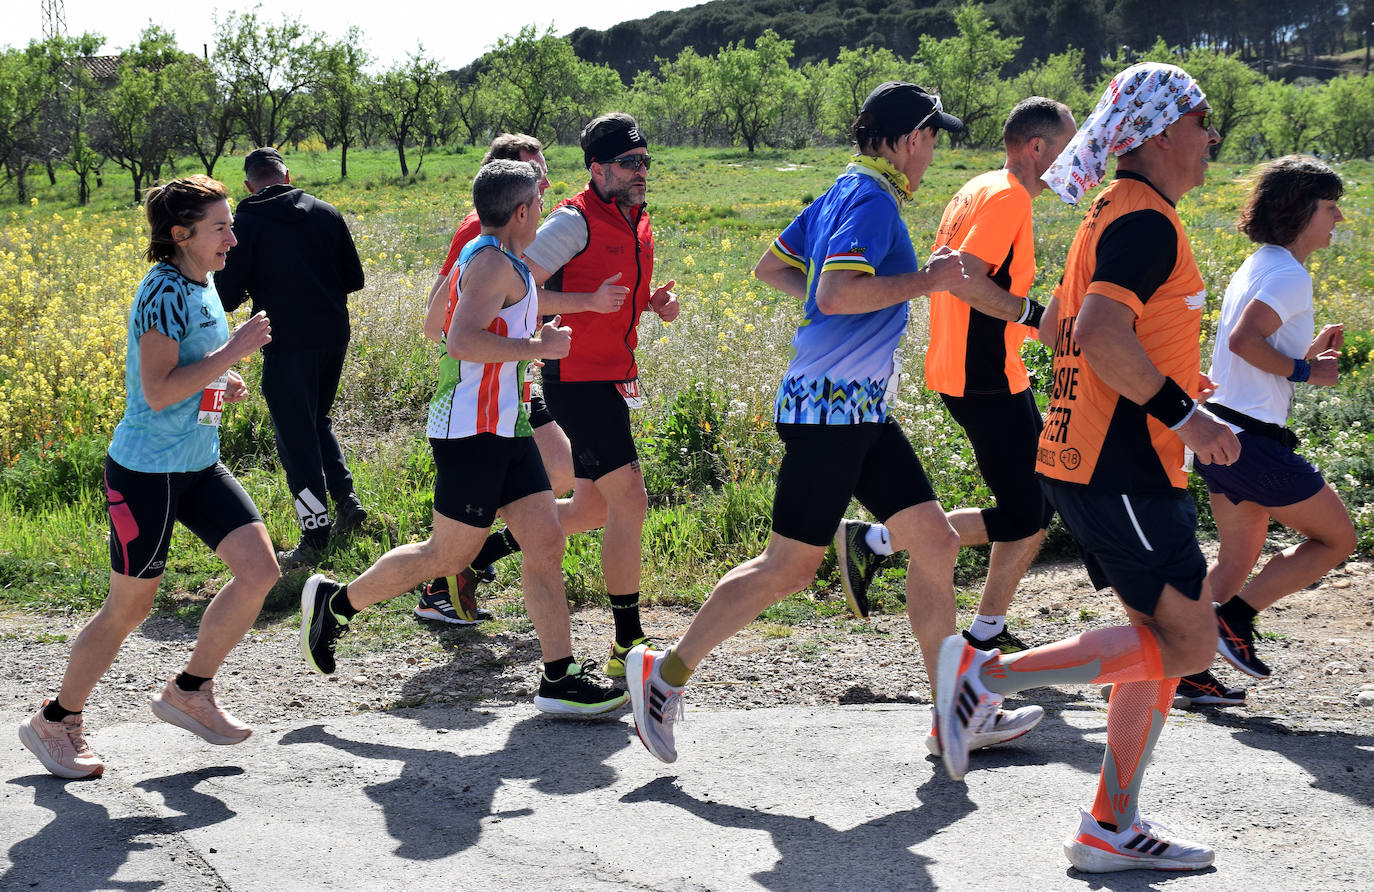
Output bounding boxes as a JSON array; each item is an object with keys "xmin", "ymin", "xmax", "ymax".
[
  {"xmin": 936, "ymin": 63, "xmax": 1240, "ymax": 872},
  {"xmin": 836, "ymin": 98, "xmax": 1075, "ymax": 660}
]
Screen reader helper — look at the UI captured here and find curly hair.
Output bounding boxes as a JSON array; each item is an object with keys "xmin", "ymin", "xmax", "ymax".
[
  {"xmin": 143, "ymin": 175, "xmax": 230, "ymax": 264},
  {"xmin": 1237, "ymin": 155, "xmax": 1344, "ymax": 247}
]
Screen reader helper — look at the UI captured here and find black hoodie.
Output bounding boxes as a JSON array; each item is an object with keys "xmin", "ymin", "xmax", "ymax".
[{"xmin": 216, "ymin": 183, "xmax": 365, "ymax": 352}]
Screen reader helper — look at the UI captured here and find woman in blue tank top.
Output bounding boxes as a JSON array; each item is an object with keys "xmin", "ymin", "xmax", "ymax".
[{"xmin": 19, "ymin": 176, "xmax": 279, "ymax": 779}]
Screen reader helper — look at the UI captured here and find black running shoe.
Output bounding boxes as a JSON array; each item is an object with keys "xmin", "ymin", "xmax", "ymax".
[
  {"xmin": 1216, "ymin": 608, "xmax": 1270, "ymax": 678},
  {"xmin": 533, "ymin": 660, "xmax": 628, "ymax": 717},
  {"xmin": 300, "ymin": 574, "xmax": 350, "ymax": 675},
  {"xmin": 1174, "ymin": 670, "xmax": 1246, "ymax": 707},
  {"xmin": 962, "ymin": 626, "xmax": 1030, "ymax": 654},
  {"xmin": 835, "ymin": 519, "xmax": 880, "ymax": 618},
  {"xmin": 333, "ymin": 493, "xmax": 367, "ymax": 536}
]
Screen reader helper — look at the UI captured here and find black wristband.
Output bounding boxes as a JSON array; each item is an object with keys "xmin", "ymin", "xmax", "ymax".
[
  {"xmin": 1020, "ymin": 299, "xmax": 1045, "ymax": 328},
  {"xmin": 1142, "ymin": 377, "xmax": 1195, "ymax": 429}
]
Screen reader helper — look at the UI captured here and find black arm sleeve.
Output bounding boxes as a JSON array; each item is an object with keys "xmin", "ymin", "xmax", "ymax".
[{"xmin": 1090, "ymin": 210, "xmax": 1177, "ymax": 306}]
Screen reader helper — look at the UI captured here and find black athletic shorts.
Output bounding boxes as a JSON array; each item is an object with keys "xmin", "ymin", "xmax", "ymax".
[
  {"xmin": 104, "ymin": 455, "xmax": 262, "ymax": 579},
  {"xmin": 529, "ymin": 392, "xmax": 555, "ymax": 430},
  {"xmin": 1042, "ymin": 479, "xmax": 1206, "ymax": 615},
  {"xmin": 540, "ymin": 379, "xmax": 638, "ymax": 481},
  {"xmin": 772, "ymin": 419, "xmax": 939, "ymax": 547},
  {"xmin": 431, "ymin": 434, "xmax": 550, "ymax": 528},
  {"xmin": 941, "ymin": 388, "xmax": 1054, "ymax": 541}
]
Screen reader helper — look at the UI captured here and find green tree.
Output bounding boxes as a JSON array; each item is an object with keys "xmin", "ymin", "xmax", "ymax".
[
  {"xmin": 0, "ymin": 47, "xmax": 49, "ymax": 201},
  {"xmin": 478, "ymin": 25, "xmax": 621, "ymax": 142},
  {"xmin": 92, "ymin": 62, "xmax": 175, "ymax": 203},
  {"xmin": 627, "ymin": 49, "xmax": 717, "ymax": 146},
  {"xmin": 313, "ymin": 31, "xmax": 371, "ymax": 178},
  {"xmin": 827, "ymin": 46, "xmax": 908, "ymax": 138},
  {"xmin": 1317, "ymin": 74, "xmax": 1374, "ymax": 159},
  {"xmin": 162, "ymin": 56, "xmax": 237, "ymax": 178},
  {"xmin": 371, "ymin": 51, "xmax": 441, "ymax": 177},
  {"xmin": 917, "ymin": 2, "xmax": 1021, "ymax": 147},
  {"xmin": 1250, "ymin": 80, "xmax": 1320, "ymax": 159},
  {"xmin": 708, "ymin": 29, "xmax": 798, "ymax": 152},
  {"xmin": 1180, "ymin": 48, "xmax": 1265, "ymax": 160},
  {"xmin": 1010, "ymin": 48, "xmax": 1092, "ymax": 121},
  {"xmin": 213, "ymin": 10, "xmax": 322, "ymax": 148}
]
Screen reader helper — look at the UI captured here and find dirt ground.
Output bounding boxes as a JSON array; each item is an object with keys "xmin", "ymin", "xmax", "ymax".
[{"xmin": 2, "ymin": 540, "xmax": 1371, "ymax": 739}]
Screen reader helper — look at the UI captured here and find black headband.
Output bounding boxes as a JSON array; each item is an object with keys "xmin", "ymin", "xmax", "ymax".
[{"xmin": 584, "ymin": 125, "xmax": 648, "ymax": 168}]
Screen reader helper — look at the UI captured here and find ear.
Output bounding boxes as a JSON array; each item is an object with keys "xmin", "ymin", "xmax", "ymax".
[{"xmin": 171, "ymin": 224, "xmax": 192, "ymax": 244}]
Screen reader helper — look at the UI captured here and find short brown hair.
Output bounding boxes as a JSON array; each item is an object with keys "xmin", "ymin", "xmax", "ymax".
[
  {"xmin": 482, "ymin": 133, "xmax": 543, "ymax": 165},
  {"xmin": 1003, "ymin": 97, "xmax": 1071, "ymax": 148},
  {"xmin": 473, "ymin": 159, "xmax": 540, "ymax": 227},
  {"xmin": 1238, "ymin": 155, "xmax": 1344, "ymax": 247},
  {"xmin": 143, "ymin": 175, "xmax": 230, "ymax": 263}
]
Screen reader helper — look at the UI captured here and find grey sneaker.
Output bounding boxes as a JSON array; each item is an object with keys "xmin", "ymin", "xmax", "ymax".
[
  {"xmin": 626, "ymin": 645, "xmax": 685, "ymax": 763},
  {"xmin": 835, "ymin": 519, "xmax": 881, "ymax": 618},
  {"xmin": 934, "ymin": 635, "xmax": 1003, "ymax": 781},
  {"xmin": 1064, "ymin": 809, "xmax": 1214, "ymax": 872},
  {"xmin": 277, "ymin": 539, "xmax": 325, "ymax": 571}
]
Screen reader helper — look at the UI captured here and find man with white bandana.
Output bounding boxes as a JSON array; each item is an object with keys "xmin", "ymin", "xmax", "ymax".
[
  {"xmin": 626, "ymin": 82, "xmax": 1045, "ymax": 768},
  {"xmin": 936, "ymin": 63, "xmax": 1238, "ymax": 873}
]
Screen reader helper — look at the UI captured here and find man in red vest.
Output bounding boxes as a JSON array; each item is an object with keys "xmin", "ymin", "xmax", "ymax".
[{"xmin": 465, "ymin": 113, "xmax": 678, "ymax": 677}]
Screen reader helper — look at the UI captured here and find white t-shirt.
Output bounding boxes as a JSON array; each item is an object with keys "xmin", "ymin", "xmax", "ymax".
[{"xmin": 1207, "ymin": 243, "xmax": 1314, "ymax": 429}]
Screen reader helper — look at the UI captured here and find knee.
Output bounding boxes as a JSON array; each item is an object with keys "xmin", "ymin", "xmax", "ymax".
[
  {"xmin": 519, "ymin": 525, "xmax": 567, "ymax": 568},
  {"xmin": 1324, "ymin": 519, "xmax": 1359, "ymax": 562},
  {"xmin": 1159, "ymin": 625, "xmax": 1217, "ymax": 676},
  {"xmin": 239, "ymin": 557, "xmax": 282, "ymax": 594},
  {"xmin": 608, "ymin": 479, "xmax": 648, "ymax": 520}
]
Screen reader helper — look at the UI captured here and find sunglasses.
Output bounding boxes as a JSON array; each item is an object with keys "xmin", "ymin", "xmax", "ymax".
[
  {"xmin": 915, "ymin": 94, "xmax": 944, "ymax": 131},
  {"xmin": 602, "ymin": 154, "xmax": 652, "ymax": 172},
  {"xmin": 1181, "ymin": 109, "xmax": 1214, "ymax": 131}
]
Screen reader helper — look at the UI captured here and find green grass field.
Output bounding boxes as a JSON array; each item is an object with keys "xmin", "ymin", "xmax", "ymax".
[{"xmin": 2, "ymin": 144, "xmax": 1372, "ymax": 637}]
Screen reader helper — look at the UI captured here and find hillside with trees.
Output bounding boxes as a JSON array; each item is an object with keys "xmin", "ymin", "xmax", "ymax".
[
  {"xmin": 4, "ymin": 1, "xmax": 1374, "ymax": 205},
  {"xmin": 569, "ymin": 0, "xmax": 1374, "ymax": 81}
]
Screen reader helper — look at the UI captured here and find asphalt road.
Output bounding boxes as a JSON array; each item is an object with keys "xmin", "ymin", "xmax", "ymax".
[{"xmin": 2, "ymin": 702, "xmax": 1370, "ymax": 890}]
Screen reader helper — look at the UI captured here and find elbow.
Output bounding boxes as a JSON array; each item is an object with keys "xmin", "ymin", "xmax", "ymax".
[
  {"xmin": 144, "ymin": 392, "xmax": 172, "ymax": 413},
  {"xmin": 814, "ymin": 289, "xmax": 841, "ymax": 316}
]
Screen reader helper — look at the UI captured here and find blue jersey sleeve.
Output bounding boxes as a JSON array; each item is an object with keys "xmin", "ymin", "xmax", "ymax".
[
  {"xmin": 770, "ymin": 211, "xmax": 809, "ymax": 271},
  {"xmin": 819, "ymin": 191, "xmax": 897, "ymax": 277}
]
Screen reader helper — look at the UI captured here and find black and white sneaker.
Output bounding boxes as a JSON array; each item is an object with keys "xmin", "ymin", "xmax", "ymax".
[
  {"xmin": 835, "ymin": 519, "xmax": 881, "ymax": 618},
  {"xmin": 533, "ymin": 660, "xmax": 627, "ymax": 717},
  {"xmin": 1174, "ymin": 670, "xmax": 1246, "ymax": 707},
  {"xmin": 1216, "ymin": 606, "xmax": 1270, "ymax": 678},
  {"xmin": 962, "ymin": 625, "xmax": 1030, "ymax": 654},
  {"xmin": 300, "ymin": 574, "xmax": 350, "ymax": 675}
]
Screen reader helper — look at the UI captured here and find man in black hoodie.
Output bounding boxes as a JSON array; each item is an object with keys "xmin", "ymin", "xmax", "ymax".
[{"xmin": 217, "ymin": 147, "xmax": 367, "ymax": 569}]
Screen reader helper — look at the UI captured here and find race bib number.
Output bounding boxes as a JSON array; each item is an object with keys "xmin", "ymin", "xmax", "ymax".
[
  {"xmin": 883, "ymin": 355, "xmax": 903, "ymax": 406},
  {"xmin": 617, "ymin": 378, "xmax": 644, "ymax": 410},
  {"xmin": 197, "ymin": 373, "xmax": 228, "ymax": 426}
]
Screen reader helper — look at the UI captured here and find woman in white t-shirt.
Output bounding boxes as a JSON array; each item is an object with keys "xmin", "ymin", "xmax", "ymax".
[{"xmin": 1192, "ymin": 155, "xmax": 1356, "ymax": 695}]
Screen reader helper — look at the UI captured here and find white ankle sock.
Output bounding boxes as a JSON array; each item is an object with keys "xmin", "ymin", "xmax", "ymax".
[
  {"xmin": 864, "ymin": 523, "xmax": 894, "ymax": 556},
  {"xmin": 969, "ymin": 614, "xmax": 1006, "ymax": 640}
]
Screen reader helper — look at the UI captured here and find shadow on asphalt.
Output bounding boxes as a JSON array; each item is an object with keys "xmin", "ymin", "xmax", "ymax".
[
  {"xmin": 620, "ymin": 773, "xmax": 975, "ymax": 891},
  {"xmin": 277, "ymin": 710, "xmax": 628, "ymax": 860},
  {"xmin": 1221, "ymin": 715, "xmax": 1374, "ymax": 810},
  {"xmin": 1, "ymin": 766, "xmax": 243, "ymax": 891}
]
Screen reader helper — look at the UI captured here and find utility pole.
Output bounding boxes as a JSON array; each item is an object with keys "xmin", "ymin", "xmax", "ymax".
[{"xmin": 41, "ymin": 0, "xmax": 68, "ymax": 41}]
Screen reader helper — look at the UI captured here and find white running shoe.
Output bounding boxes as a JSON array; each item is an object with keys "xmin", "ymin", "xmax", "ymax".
[
  {"xmin": 934, "ymin": 635, "xmax": 1003, "ymax": 780},
  {"xmin": 924, "ymin": 703, "xmax": 1043, "ymax": 756},
  {"xmin": 1064, "ymin": 808, "xmax": 1214, "ymax": 872},
  {"xmin": 626, "ymin": 644, "xmax": 685, "ymax": 763}
]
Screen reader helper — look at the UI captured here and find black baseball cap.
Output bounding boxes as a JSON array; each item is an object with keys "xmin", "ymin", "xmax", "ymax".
[
  {"xmin": 860, "ymin": 82, "xmax": 964, "ymax": 136},
  {"xmin": 244, "ymin": 146, "xmax": 285, "ymax": 174}
]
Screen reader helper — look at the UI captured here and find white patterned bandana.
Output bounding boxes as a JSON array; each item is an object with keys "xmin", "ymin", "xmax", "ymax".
[{"xmin": 1044, "ymin": 62, "xmax": 1206, "ymax": 205}]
